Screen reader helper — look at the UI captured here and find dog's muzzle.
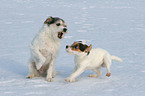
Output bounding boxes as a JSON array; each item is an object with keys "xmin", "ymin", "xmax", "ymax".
[
  {"xmin": 66, "ymin": 45, "xmax": 69, "ymax": 49},
  {"xmin": 66, "ymin": 45, "xmax": 70, "ymax": 53},
  {"xmin": 57, "ymin": 28, "xmax": 67, "ymax": 39},
  {"xmin": 63, "ymin": 28, "xmax": 67, "ymax": 32}
]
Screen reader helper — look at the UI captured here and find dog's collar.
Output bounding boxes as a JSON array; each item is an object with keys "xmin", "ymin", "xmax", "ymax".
[{"xmin": 87, "ymin": 51, "xmax": 90, "ymax": 56}]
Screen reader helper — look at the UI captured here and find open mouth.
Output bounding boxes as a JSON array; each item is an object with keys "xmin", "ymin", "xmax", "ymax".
[
  {"xmin": 58, "ymin": 32, "xmax": 63, "ymax": 39},
  {"xmin": 58, "ymin": 31, "xmax": 67, "ymax": 39},
  {"xmin": 57, "ymin": 28, "xmax": 67, "ymax": 39}
]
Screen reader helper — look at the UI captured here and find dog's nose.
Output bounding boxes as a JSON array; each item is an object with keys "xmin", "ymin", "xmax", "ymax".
[
  {"xmin": 63, "ymin": 28, "xmax": 67, "ymax": 32},
  {"xmin": 66, "ymin": 45, "xmax": 68, "ymax": 49}
]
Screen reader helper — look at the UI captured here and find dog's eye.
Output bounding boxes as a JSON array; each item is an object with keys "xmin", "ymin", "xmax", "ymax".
[
  {"xmin": 74, "ymin": 45, "xmax": 79, "ymax": 49},
  {"xmin": 56, "ymin": 23, "xmax": 60, "ymax": 26}
]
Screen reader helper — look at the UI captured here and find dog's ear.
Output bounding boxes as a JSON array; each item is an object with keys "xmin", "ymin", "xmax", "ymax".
[
  {"xmin": 73, "ymin": 42, "xmax": 78, "ymax": 45},
  {"xmin": 77, "ymin": 41, "xmax": 86, "ymax": 44},
  {"xmin": 44, "ymin": 16, "xmax": 54, "ymax": 24},
  {"xmin": 84, "ymin": 44, "xmax": 92, "ymax": 53}
]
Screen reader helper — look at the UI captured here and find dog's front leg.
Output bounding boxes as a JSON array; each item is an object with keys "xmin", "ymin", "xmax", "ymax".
[
  {"xmin": 73, "ymin": 66, "xmax": 78, "ymax": 73},
  {"xmin": 31, "ymin": 48, "xmax": 46, "ymax": 70},
  {"xmin": 65, "ymin": 66, "xmax": 85, "ymax": 82},
  {"xmin": 46, "ymin": 57, "xmax": 55, "ymax": 82}
]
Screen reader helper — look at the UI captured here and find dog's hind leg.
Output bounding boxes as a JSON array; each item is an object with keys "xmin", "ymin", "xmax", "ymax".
[
  {"xmin": 104, "ymin": 54, "xmax": 112, "ymax": 77},
  {"xmin": 26, "ymin": 59, "xmax": 40, "ymax": 78},
  {"xmin": 89, "ymin": 68, "xmax": 102, "ymax": 77}
]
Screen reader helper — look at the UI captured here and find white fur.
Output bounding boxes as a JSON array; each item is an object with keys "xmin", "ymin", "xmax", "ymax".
[
  {"xmin": 27, "ymin": 21, "xmax": 66, "ymax": 82},
  {"xmin": 65, "ymin": 48, "xmax": 123, "ymax": 82}
]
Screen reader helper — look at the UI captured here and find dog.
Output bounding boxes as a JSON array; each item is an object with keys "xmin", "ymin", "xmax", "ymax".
[
  {"xmin": 65, "ymin": 41, "xmax": 123, "ymax": 82},
  {"xmin": 26, "ymin": 16, "xmax": 67, "ymax": 82}
]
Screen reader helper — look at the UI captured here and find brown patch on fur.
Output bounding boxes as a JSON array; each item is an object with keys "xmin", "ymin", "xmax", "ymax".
[
  {"xmin": 89, "ymin": 74, "xmax": 98, "ymax": 77},
  {"xmin": 72, "ymin": 42, "xmax": 79, "ymax": 45},
  {"xmin": 71, "ymin": 42, "xmax": 82, "ymax": 53},
  {"xmin": 71, "ymin": 47, "xmax": 82, "ymax": 53},
  {"xmin": 70, "ymin": 42, "xmax": 92, "ymax": 54},
  {"xmin": 39, "ymin": 64, "xmax": 49, "ymax": 76},
  {"xmin": 106, "ymin": 73, "xmax": 111, "ymax": 77},
  {"xmin": 84, "ymin": 44, "xmax": 92, "ymax": 53},
  {"xmin": 44, "ymin": 17, "xmax": 53, "ymax": 24}
]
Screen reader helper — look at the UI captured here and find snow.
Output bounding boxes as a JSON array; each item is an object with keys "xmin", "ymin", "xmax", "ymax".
[{"xmin": 0, "ymin": 0, "xmax": 145, "ymax": 96}]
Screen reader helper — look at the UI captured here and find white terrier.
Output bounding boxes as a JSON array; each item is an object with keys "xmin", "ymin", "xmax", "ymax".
[
  {"xmin": 65, "ymin": 41, "xmax": 122, "ymax": 82},
  {"xmin": 26, "ymin": 16, "xmax": 67, "ymax": 82}
]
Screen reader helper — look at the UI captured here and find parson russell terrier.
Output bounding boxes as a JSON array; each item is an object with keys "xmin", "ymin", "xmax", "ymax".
[
  {"xmin": 65, "ymin": 41, "xmax": 123, "ymax": 82},
  {"xmin": 26, "ymin": 16, "xmax": 67, "ymax": 82}
]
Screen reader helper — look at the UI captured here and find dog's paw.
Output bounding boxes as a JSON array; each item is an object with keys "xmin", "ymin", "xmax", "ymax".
[
  {"xmin": 26, "ymin": 76, "xmax": 32, "ymax": 79},
  {"xmin": 26, "ymin": 74, "xmax": 34, "ymax": 79},
  {"xmin": 65, "ymin": 78, "xmax": 76, "ymax": 82},
  {"xmin": 106, "ymin": 73, "xmax": 111, "ymax": 77},
  {"xmin": 46, "ymin": 78, "xmax": 53, "ymax": 82},
  {"xmin": 52, "ymin": 74, "xmax": 55, "ymax": 78},
  {"xmin": 89, "ymin": 74, "xmax": 98, "ymax": 77}
]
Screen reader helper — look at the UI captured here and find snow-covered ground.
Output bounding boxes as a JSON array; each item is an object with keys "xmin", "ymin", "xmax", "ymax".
[{"xmin": 0, "ymin": 0, "xmax": 145, "ymax": 96}]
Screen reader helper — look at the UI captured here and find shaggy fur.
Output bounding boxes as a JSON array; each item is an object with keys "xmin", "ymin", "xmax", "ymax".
[{"xmin": 26, "ymin": 16, "xmax": 67, "ymax": 82}]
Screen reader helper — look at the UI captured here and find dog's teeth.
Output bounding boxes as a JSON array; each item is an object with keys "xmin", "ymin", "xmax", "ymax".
[{"xmin": 58, "ymin": 32, "xmax": 64, "ymax": 39}]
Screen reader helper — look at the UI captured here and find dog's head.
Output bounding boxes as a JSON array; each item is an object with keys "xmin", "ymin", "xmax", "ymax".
[
  {"xmin": 44, "ymin": 16, "xmax": 67, "ymax": 39},
  {"xmin": 66, "ymin": 41, "xmax": 92, "ymax": 56}
]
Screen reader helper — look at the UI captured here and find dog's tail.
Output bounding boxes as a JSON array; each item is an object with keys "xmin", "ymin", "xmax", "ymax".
[{"xmin": 111, "ymin": 55, "xmax": 123, "ymax": 62}]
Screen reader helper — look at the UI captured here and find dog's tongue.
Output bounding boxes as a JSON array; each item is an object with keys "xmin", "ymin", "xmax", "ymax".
[{"xmin": 58, "ymin": 32, "xmax": 63, "ymax": 39}]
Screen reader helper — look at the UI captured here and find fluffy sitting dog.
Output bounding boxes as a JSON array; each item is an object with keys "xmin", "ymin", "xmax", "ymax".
[
  {"xmin": 65, "ymin": 41, "xmax": 123, "ymax": 82},
  {"xmin": 26, "ymin": 16, "xmax": 67, "ymax": 82}
]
